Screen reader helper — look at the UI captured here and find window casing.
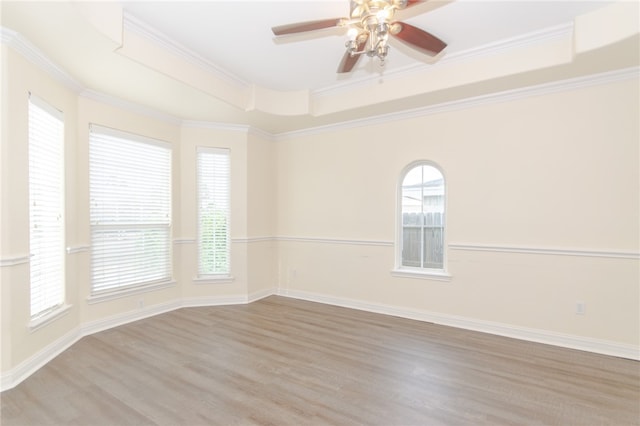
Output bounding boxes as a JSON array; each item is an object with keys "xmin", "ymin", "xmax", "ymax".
[
  {"xmin": 197, "ymin": 147, "xmax": 231, "ymax": 278},
  {"xmin": 28, "ymin": 95, "xmax": 65, "ymax": 318},
  {"xmin": 89, "ymin": 125, "xmax": 172, "ymax": 296},
  {"xmin": 396, "ymin": 162, "xmax": 448, "ymax": 277}
]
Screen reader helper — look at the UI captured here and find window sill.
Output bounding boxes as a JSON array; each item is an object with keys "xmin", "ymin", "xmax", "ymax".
[
  {"xmin": 87, "ymin": 280, "xmax": 176, "ymax": 304},
  {"xmin": 29, "ymin": 304, "xmax": 73, "ymax": 332},
  {"xmin": 390, "ymin": 268, "xmax": 452, "ymax": 281},
  {"xmin": 193, "ymin": 275, "xmax": 235, "ymax": 285}
]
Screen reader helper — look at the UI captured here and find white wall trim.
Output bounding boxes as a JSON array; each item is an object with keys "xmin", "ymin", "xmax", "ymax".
[
  {"xmin": 390, "ymin": 268, "xmax": 452, "ymax": 281},
  {"xmin": 192, "ymin": 275, "xmax": 235, "ymax": 285},
  {"xmin": 66, "ymin": 245, "xmax": 90, "ymax": 255},
  {"xmin": 0, "ymin": 254, "xmax": 31, "ymax": 267},
  {"xmin": 176, "ymin": 237, "xmax": 275, "ymax": 244},
  {"xmin": 313, "ymin": 23, "xmax": 574, "ymax": 99},
  {"xmin": 181, "ymin": 288, "xmax": 276, "ymax": 306},
  {"xmin": 0, "ymin": 292, "xmax": 269, "ymax": 391},
  {"xmin": 232, "ymin": 236, "xmax": 275, "ymax": 244},
  {"xmin": 276, "ymin": 288, "xmax": 640, "ymax": 361},
  {"xmin": 273, "ymin": 237, "xmax": 639, "ymax": 260},
  {"xmin": 276, "ymin": 236, "xmax": 393, "ymax": 247},
  {"xmin": 1, "ymin": 27, "xmax": 84, "ymax": 93},
  {"xmin": 5, "ymin": 25, "xmax": 637, "ymax": 141},
  {"xmin": 248, "ymin": 287, "xmax": 278, "ymax": 303},
  {"xmin": 28, "ymin": 304, "xmax": 73, "ymax": 332},
  {"xmin": 3, "ymin": 285, "xmax": 637, "ymax": 392},
  {"xmin": 0, "ymin": 327, "xmax": 82, "ymax": 393},
  {"xmin": 278, "ymin": 66, "xmax": 640, "ymax": 140},
  {"xmin": 247, "ymin": 126, "xmax": 277, "ymax": 142},
  {"xmin": 440, "ymin": 23, "xmax": 572, "ymax": 65},
  {"xmin": 122, "ymin": 12, "xmax": 249, "ymax": 90},
  {"xmin": 181, "ymin": 120, "xmax": 251, "ymax": 132},
  {"xmin": 173, "ymin": 238, "xmax": 196, "ymax": 245},
  {"xmin": 449, "ymin": 243, "xmax": 640, "ymax": 260},
  {"xmin": 167, "ymin": 120, "xmax": 275, "ymax": 142},
  {"xmin": 181, "ymin": 295, "xmax": 248, "ymax": 308},
  {"xmin": 81, "ymin": 299, "xmax": 181, "ymax": 337}
]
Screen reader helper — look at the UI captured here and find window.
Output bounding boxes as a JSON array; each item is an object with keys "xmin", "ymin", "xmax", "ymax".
[
  {"xmin": 89, "ymin": 125, "xmax": 172, "ymax": 296},
  {"xmin": 197, "ymin": 147, "xmax": 230, "ymax": 278},
  {"xmin": 28, "ymin": 95, "xmax": 65, "ymax": 318},
  {"xmin": 396, "ymin": 162, "xmax": 447, "ymax": 277}
]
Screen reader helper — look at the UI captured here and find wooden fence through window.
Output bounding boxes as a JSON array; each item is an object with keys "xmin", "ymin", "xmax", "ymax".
[{"xmin": 402, "ymin": 212, "xmax": 444, "ymax": 269}]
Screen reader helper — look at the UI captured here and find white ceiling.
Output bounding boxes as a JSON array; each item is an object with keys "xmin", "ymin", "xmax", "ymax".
[
  {"xmin": 122, "ymin": 0, "xmax": 608, "ymax": 91},
  {"xmin": 1, "ymin": 1, "xmax": 638, "ymax": 134}
]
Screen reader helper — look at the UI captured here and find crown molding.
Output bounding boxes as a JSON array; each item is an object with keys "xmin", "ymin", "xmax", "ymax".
[
  {"xmin": 181, "ymin": 120, "xmax": 250, "ymax": 132},
  {"xmin": 79, "ymin": 89, "xmax": 183, "ymax": 125},
  {"xmin": 180, "ymin": 120, "xmax": 276, "ymax": 141},
  {"xmin": 277, "ymin": 66, "xmax": 640, "ymax": 140},
  {"xmin": 1, "ymin": 26, "xmax": 84, "ymax": 93},
  {"xmin": 122, "ymin": 12, "xmax": 250, "ymax": 90},
  {"xmin": 247, "ymin": 126, "xmax": 277, "ymax": 142},
  {"xmin": 444, "ymin": 22, "xmax": 573, "ymax": 62},
  {"xmin": 312, "ymin": 23, "xmax": 574, "ymax": 99},
  {"xmin": 4, "ymin": 25, "xmax": 638, "ymax": 141}
]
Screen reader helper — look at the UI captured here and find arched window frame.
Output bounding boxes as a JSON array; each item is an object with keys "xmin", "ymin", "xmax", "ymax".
[{"xmin": 392, "ymin": 160, "xmax": 451, "ymax": 281}]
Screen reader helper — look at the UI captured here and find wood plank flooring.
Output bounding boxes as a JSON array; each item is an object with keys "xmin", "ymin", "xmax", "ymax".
[{"xmin": 2, "ymin": 296, "xmax": 639, "ymax": 425}]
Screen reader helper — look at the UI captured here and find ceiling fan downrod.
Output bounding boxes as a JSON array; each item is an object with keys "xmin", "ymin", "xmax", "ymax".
[{"xmin": 345, "ymin": 0, "xmax": 395, "ymax": 65}]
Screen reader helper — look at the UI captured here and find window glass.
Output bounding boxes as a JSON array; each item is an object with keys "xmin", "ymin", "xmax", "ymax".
[
  {"xmin": 28, "ymin": 95, "xmax": 65, "ymax": 318},
  {"xmin": 400, "ymin": 163, "xmax": 445, "ymax": 270}
]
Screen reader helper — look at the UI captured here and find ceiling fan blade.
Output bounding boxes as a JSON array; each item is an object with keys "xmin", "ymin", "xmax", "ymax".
[
  {"xmin": 272, "ymin": 18, "xmax": 345, "ymax": 36},
  {"xmin": 337, "ymin": 34, "xmax": 369, "ymax": 73},
  {"xmin": 390, "ymin": 21, "xmax": 447, "ymax": 56},
  {"xmin": 337, "ymin": 51, "xmax": 362, "ymax": 74}
]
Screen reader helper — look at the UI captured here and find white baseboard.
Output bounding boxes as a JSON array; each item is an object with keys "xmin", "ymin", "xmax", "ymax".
[
  {"xmin": 3, "ymin": 286, "xmax": 637, "ymax": 392},
  {"xmin": 181, "ymin": 287, "xmax": 277, "ymax": 307},
  {"xmin": 81, "ymin": 300, "xmax": 182, "ymax": 337},
  {"xmin": 0, "ymin": 327, "xmax": 82, "ymax": 392},
  {"xmin": 248, "ymin": 287, "xmax": 278, "ymax": 302},
  {"xmin": 181, "ymin": 295, "xmax": 247, "ymax": 307},
  {"xmin": 276, "ymin": 288, "xmax": 640, "ymax": 361},
  {"xmin": 0, "ymin": 290, "xmax": 273, "ymax": 392}
]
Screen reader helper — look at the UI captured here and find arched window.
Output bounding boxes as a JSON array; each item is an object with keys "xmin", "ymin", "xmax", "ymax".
[{"xmin": 396, "ymin": 162, "xmax": 448, "ymax": 277}]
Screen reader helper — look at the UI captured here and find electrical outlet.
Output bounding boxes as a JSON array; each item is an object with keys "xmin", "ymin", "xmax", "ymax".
[
  {"xmin": 576, "ymin": 301, "xmax": 585, "ymax": 315},
  {"xmin": 138, "ymin": 299, "xmax": 144, "ymax": 309}
]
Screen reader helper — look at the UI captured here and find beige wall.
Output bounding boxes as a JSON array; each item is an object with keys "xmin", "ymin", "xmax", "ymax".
[
  {"xmin": 0, "ymin": 46, "xmax": 277, "ymax": 383},
  {"xmin": 1, "ymin": 37, "xmax": 639, "ymax": 387},
  {"xmin": 275, "ymin": 77, "xmax": 639, "ymax": 347},
  {"xmin": 246, "ymin": 132, "xmax": 276, "ymax": 296},
  {"xmin": 1, "ymin": 46, "xmax": 80, "ymax": 372}
]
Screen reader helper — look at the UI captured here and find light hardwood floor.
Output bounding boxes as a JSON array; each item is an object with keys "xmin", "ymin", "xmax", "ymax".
[{"xmin": 2, "ymin": 296, "xmax": 639, "ymax": 425}]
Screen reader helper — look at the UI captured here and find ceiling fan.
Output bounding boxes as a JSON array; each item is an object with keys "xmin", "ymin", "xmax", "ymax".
[{"xmin": 271, "ymin": 0, "xmax": 447, "ymax": 73}]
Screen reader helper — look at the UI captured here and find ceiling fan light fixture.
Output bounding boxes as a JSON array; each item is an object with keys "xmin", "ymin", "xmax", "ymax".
[
  {"xmin": 344, "ymin": 0, "xmax": 397, "ymax": 65},
  {"xmin": 271, "ymin": 0, "xmax": 447, "ymax": 74}
]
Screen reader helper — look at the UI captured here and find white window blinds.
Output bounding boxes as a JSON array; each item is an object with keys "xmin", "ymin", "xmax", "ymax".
[
  {"xmin": 197, "ymin": 148, "xmax": 230, "ymax": 277},
  {"xmin": 28, "ymin": 95, "xmax": 65, "ymax": 318},
  {"xmin": 89, "ymin": 125, "xmax": 172, "ymax": 295}
]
